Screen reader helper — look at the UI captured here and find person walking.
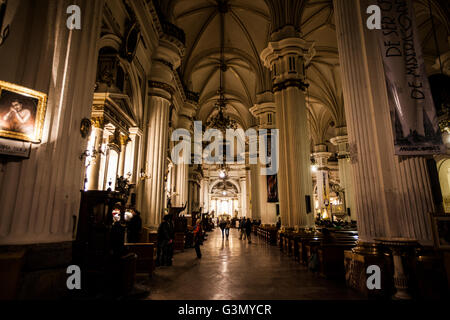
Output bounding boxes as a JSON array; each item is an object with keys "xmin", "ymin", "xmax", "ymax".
[
  {"xmin": 245, "ymin": 218, "xmax": 252, "ymax": 243},
  {"xmin": 193, "ymin": 219, "xmax": 203, "ymax": 259},
  {"xmin": 219, "ymin": 217, "xmax": 226, "ymax": 239},
  {"xmin": 225, "ymin": 217, "xmax": 231, "ymax": 240},
  {"xmin": 239, "ymin": 218, "xmax": 247, "ymax": 240}
]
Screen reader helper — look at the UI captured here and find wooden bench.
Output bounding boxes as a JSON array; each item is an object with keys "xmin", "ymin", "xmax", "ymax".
[
  {"xmin": 125, "ymin": 243, "xmax": 155, "ymax": 277},
  {"xmin": 318, "ymin": 242, "xmax": 356, "ymax": 279}
]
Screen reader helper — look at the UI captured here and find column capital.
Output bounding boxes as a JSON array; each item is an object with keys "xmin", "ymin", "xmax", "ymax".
[
  {"xmin": 91, "ymin": 116, "xmax": 105, "ymax": 129},
  {"xmin": 250, "ymin": 94, "xmax": 277, "ymax": 129},
  {"xmin": 261, "ymin": 36, "xmax": 315, "ymax": 87},
  {"xmin": 177, "ymin": 114, "xmax": 194, "ymax": 133},
  {"xmin": 119, "ymin": 134, "xmax": 130, "ymax": 146},
  {"xmin": 330, "ymin": 135, "xmax": 349, "ymax": 146},
  {"xmin": 148, "ymin": 80, "xmax": 174, "ymax": 101},
  {"xmin": 330, "ymin": 135, "xmax": 350, "ymax": 158},
  {"xmin": 312, "ymin": 151, "xmax": 333, "ymax": 164}
]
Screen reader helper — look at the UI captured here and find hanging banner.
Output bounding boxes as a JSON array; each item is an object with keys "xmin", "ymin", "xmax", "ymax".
[{"xmin": 377, "ymin": 0, "xmax": 444, "ymax": 155}]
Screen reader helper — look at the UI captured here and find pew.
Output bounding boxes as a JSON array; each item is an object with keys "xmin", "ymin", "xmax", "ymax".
[
  {"xmin": 125, "ymin": 243, "xmax": 155, "ymax": 277},
  {"xmin": 318, "ymin": 242, "xmax": 356, "ymax": 279}
]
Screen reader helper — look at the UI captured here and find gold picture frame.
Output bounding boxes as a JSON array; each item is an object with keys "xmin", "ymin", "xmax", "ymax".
[{"xmin": 0, "ymin": 80, "xmax": 47, "ymax": 143}]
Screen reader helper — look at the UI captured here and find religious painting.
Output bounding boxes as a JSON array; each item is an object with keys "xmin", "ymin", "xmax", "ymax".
[
  {"xmin": 267, "ymin": 174, "xmax": 278, "ymax": 203},
  {"xmin": 0, "ymin": 80, "xmax": 47, "ymax": 143},
  {"xmin": 432, "ymin": 216, "xmax": 450, "ymax": 249}
]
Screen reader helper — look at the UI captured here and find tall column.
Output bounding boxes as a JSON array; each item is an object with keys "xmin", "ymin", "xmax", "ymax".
[
  {"xmin": 312, "ymin": 146, "xmax": 332, "ymax": 214},
  {"xmin": 245, "ymin": 168, "xmax": 252, "ymax": 218},
  {"xmin": 201, "ymin": 178, "xmax": 210, "ymax": 212},
  {"xmin": 0, "ymin": 0, "xmax": 104, "ymax": 245},
  {"xmin": 250, "ymin": 94, "xmax": 278, "ymax": 224},
  {"xmin": 141, "ymin": 30, "xmax": 183, "ymax": 226},
  {"xmin": 125, "ymin": 127, "xmax": 142, "ymax": 184},
  {"xmin": 142, "ymin": 93, "xmax": 171, "ymax": 226},
  {"xmin": 239, "ymin": 176, "xmax": 247, "ymax": 217},
  {"xmin": 330, "ymin": 128, "xmax": 356, "ymax": 221},
  {"xmin": 86, "ymin": 117, "xmax": 104, "ymax": 190},
  {"xmin": 261, "ymin": 27, "xmax": 315, "ymax": 228},
  {"xmin": 118, "ymin": 134, "xmax": 129, "ymax": 177},
  {"xmin": 334, "ymin": 0, "xmax": 435, "ymax": 245},
  {"xmin": 249, "ymin": 163, "xmax": 261, "ymax": 221}
]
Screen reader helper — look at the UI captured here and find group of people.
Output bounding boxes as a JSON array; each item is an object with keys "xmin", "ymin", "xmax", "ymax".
[
  {"xmin": 238, "ymin": 217, "xmax": 253, "ymax": 243},
  {"xmin": 218, "ymin": 217, "xmax": 231, "ymax": 239},
  {"xmin": 156, "ymin": 215, "xmax": 204, "ymax": 266},
  {"xmin": 216, "ymin": 216, "xmax": 259, "ymax": 243}
]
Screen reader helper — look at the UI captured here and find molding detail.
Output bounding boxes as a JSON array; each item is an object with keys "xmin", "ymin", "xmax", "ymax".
[
  {"xmin": 272, "ymin": 79, "xmax": 309, "ymax": 92},
  {"xmin": 148, "ymin": 80, "xmax": 175, "ymax": 96}
]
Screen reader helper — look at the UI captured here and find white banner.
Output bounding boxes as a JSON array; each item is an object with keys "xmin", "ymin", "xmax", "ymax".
[{"xmin": 377, "ymin": 0, "xmax": 444, "ymax": 155}]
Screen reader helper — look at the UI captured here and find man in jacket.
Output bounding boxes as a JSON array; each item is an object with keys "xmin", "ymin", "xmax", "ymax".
[{"xmin": 156, "ymin": 214, "xmax": 172, "ymax": 266}]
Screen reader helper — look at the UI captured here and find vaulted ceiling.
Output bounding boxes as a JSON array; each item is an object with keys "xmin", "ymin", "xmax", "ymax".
[{"xmin": 155, "ymin": 0, "xmax": 450, "ymax": 149}]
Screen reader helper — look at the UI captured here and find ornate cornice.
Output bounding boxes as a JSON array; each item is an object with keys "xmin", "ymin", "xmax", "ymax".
[
  {"xmin": 273, "ymin": 79, "xmax": 309, "ymax": 93},
  {"xmin": 148, "ymin": 80, "xmax": 175, "ymax": 96}
]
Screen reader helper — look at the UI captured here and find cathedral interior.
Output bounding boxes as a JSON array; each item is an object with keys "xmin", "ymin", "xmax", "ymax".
[{"xmin": 0, "ymin": 0, "xmax": 450, "ymax": 302}]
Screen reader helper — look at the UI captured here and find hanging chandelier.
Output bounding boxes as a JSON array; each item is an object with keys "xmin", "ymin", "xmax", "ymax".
[
  {"xmin": 206, "ymin": 88, "xmax": 237, "ymax": 132},
  {"xmin": 205, "ymin": 6, "xmax": 237, "ymax": 133}
]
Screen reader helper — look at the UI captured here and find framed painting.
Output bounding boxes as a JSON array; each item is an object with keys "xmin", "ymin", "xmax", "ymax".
[{"xmin": 0, "ymin": 80, "xmax": 47, "ymax": 143}]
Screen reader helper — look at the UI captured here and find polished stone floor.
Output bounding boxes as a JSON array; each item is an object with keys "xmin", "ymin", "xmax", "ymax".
[{"xmin": 142, "ymin": 228, "xmax": 362, "ymax": 300}]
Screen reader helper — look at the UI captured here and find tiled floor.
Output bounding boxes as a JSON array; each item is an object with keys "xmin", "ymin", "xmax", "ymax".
[{"xmin": 142, "ymin": 228, "xmax": 363, "ymax": 300}]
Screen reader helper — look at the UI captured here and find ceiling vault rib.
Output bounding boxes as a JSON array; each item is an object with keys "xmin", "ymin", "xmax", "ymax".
[
  {"xmin": 229, "ymin": 9, "xmax": 264, "ymax": 89},
  {"xmin": 230, "ymin": 4, "xmax": 270, "ymax": 21},
  {"xmin": 229, "ymin": 66, "xmax": 253, "ymax": 106},
  {"xmin": 182, "ymin": 9, "xmax": 218, "ymax": 75},
  {"xmin": 175, "ymin": 5, "xmax": 215, "ymax": 20}
]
